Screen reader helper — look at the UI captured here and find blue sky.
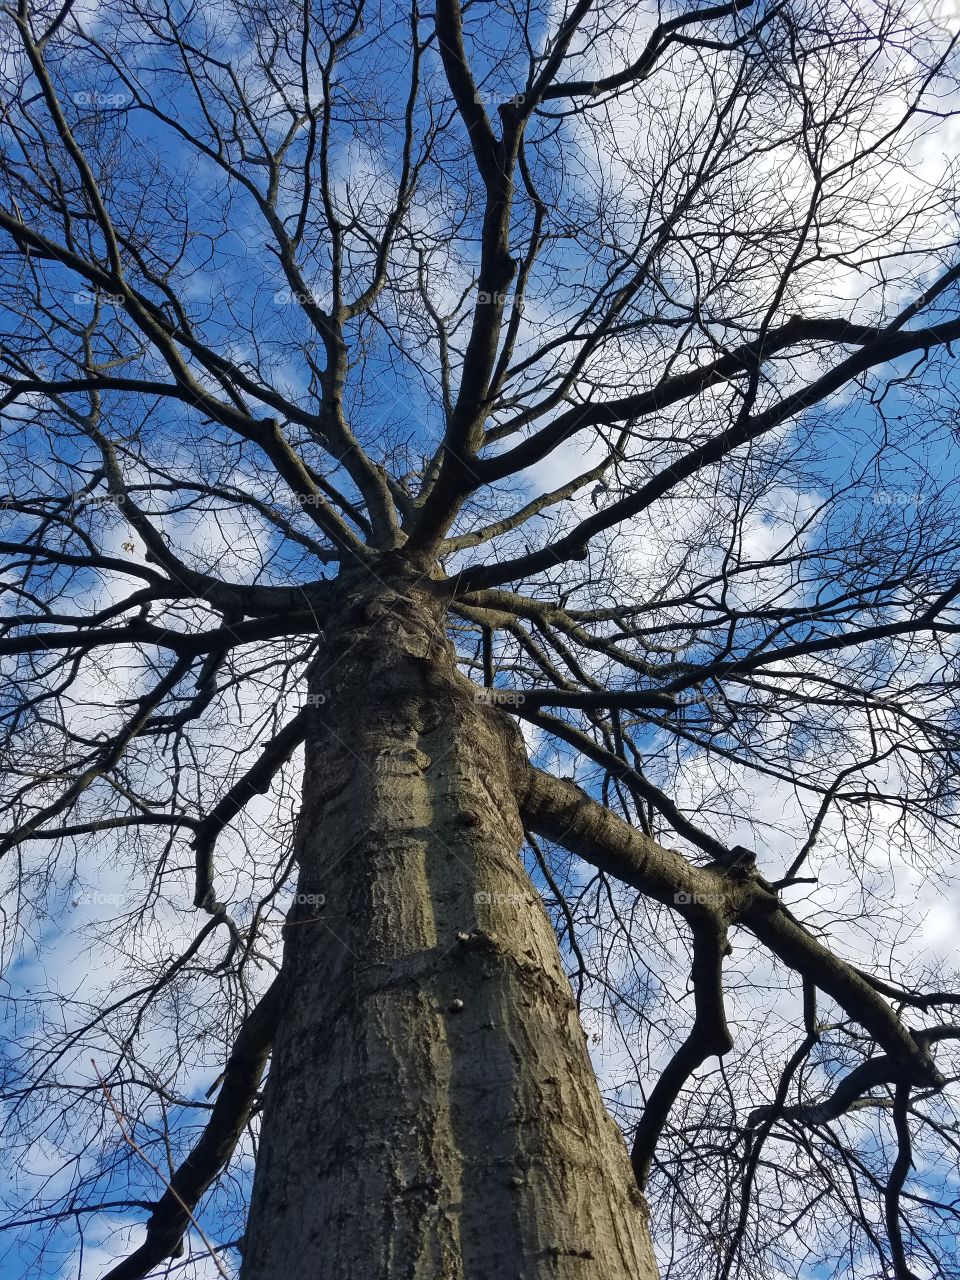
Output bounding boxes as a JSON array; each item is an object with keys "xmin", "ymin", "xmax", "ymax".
[{"xmin": 2, "ymin": 0, "xmax": 960, "ymax": 1275}]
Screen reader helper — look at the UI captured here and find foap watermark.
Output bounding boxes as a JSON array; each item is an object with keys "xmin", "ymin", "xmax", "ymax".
[
  {"xmin": 72, "ymin": 90, "xmax": 130, "ymax": 108},
  {"xmin": 673, "ymin": 890, "xmax": 722, "ymax": 907},
  {"xmin": 260, "ymin": 493, "xmax": 340, "ymax": 514},
  {"xmin": 871, "ymin": 490, "xmax": 921, "ymax": 507},
  {"xmin": 73, "ymin": 493, "xmax": 124, "ymax": 509},
  {"xmin": 474, "ymin": 688, "xmax": 525, "ymax": 707},
  {"xmin": 473, "ymin": 91, "xmax": 527, "ymax": 108},
  {"xmin": 476, "ymin": 289, "xmax": 525, "ymax": 309},
  {"xmin": 273, "ymin": 287, "xmax": 324, "ymax": 307},
  {"xmin": 72, "ymin": 891, "xmax": 127, "ymax": 907},
  {"xmin": 305, "ymin": 693, "xmax": 327, "ymax": 707},
  {"xmin": 287, "ymin": 493, "xmax": 332, "ymax": 509},
  {"xmin": 294, "ymin": 892, "xmax": 326, "ymax": 908},
  {"xmin": 475, "ymin": 890, "xmax": 527, "ymax": 906},
  {"xmin": 73, "ymin": 288, "xmax": 125, "ymax": 308}
]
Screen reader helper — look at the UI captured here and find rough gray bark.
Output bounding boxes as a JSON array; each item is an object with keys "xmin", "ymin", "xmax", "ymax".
[{"xmin": 240, "ymin": 577, "xmax": 659, "ymax": 1279}]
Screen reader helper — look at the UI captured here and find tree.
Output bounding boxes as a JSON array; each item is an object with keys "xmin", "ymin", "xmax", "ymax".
[{"xmin": 1, "ymin": 0, "xmax": 960, "ymax": 1275}]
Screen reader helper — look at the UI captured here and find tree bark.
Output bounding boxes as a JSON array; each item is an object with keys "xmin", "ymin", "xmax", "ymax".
[{"xmin": 240, "ymin": 577, "xmax": 659, "ymax": 1279}]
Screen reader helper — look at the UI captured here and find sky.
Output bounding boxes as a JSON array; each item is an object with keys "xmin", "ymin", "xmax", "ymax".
[{"xmin": 1, "ymin": 0, "xmax": 960, "ymax": 1276}]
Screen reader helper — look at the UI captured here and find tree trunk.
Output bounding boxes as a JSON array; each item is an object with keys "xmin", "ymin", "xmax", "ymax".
[{"xmin": 240, "ymin": 577, "xmax": 659, "ymax": 1279}]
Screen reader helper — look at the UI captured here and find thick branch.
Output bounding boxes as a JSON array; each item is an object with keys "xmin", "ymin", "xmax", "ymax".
[
  {"xmin": 458, "ymin": 314, "xmax": 960, "ymax": 590},
  {"xmin": 541, "ymin": 0, "xmax": 761, "ymax": 101},
  {"xmin": 191, "ymin": 711, "xmax": 310, "ymax": 911},
  {"xmin": 479, "ymin": 687, "xmax": 677, "ymax": 712},
  {"xmin": 100, "ymin": 975, "xmax": 285, "ymax": 1280},
  {"xmin": 631, "ymin": 919, "xmax": 734, "ymax": 1188},
  {"xmin": 746, "ymin": 1054, "xmax": 902, "ymax": 1129},
  {"xmin": 519, "ymin": 766, "xmax": 944, "ymax": 1088},
  {"xmin": 0, "ymin": 610, "xmax": 324, "ymax": 659}
]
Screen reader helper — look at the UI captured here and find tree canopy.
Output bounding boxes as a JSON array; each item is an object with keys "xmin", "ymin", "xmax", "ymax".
[{"xmin": 1, "ymin": 0, "xmax": 960, "ymax": 1275}]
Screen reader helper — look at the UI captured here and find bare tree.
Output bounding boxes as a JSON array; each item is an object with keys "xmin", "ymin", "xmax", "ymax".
[{"xmin": 1, "ymin": 0, "xmax": 960, "ymax": 1275}]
